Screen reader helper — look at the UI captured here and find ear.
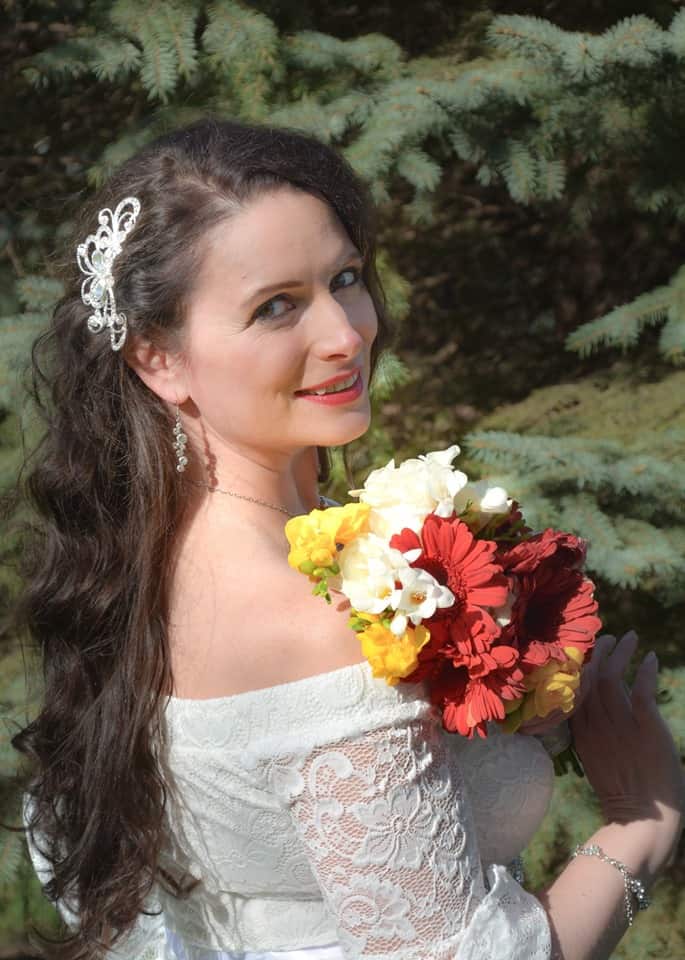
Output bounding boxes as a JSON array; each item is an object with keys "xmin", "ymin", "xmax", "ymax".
[{"xmin": 124, "ymin": 336, "xmax": 189, "ymax": 406}]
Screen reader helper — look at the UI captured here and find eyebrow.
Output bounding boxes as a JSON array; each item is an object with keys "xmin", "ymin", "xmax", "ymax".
[{"xmin": 241, "ymin": 247, "xmax": 363, "ymax": 307}]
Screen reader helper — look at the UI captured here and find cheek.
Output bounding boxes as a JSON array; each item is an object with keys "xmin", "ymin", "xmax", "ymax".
[
  {"xmin": 356, "ymin": 292, "xmax": 379, "ymax": 342},
  {"xmin": 185, "ymin": 337, "xmax": 251, "ymax": 404}
]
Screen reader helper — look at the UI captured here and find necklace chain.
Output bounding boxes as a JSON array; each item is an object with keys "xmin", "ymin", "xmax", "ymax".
[{"xmin": 187, "ymin": 479, "xmax": 324, "ymax": 518}]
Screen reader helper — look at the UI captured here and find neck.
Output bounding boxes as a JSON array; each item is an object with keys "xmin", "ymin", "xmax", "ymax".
[{"xmin": 183, "ymin": 445, "xmax": 323, "ymax": 517}]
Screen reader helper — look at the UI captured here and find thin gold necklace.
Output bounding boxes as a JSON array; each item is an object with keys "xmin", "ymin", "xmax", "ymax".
[{"xmin": 188, "ymin": 479, "xmax": 325, "ymax": 518}]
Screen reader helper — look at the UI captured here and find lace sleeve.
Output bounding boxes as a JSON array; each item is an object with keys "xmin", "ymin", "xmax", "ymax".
[
  {"xmin": 265, "ymin": 711, "xmax": 552, "ymax": 959},
  {"xmin": 22, "ymin": 795, "xmax": 168, "ymax": 960}
]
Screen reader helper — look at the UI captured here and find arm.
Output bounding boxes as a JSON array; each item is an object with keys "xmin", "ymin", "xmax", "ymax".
[
  {"xmin": 22, "ymin": 794, "xmax": 168, "ymax": 960},
  {"xmin": 536, "ymin": 632, "xmax": 684, "ymax": 960},
  {"xmin": 535, "ymin": 818, "xmax": 668, "ymax": 960},
  {"xmin": 265, "ymin": 707, "xmax": 552, "ymax": 959}
]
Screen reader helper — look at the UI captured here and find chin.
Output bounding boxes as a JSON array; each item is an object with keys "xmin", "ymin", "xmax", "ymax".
[{"xmin": 312, "ymin": 411, "xmax": 372, "ymax": 447}]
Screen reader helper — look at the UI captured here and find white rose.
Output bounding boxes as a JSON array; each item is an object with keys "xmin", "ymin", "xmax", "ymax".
[
  {"xmin": 349, "ymin": 445, "xmax": 469, "ymax": 539},
  {"xmin": 338, "ymin": 534, "xmax": 407, "ymax": 615}
]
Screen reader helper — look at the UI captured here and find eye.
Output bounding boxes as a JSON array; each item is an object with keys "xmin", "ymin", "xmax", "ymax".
[
  {"xmin": 332, "ymin": 266, "xmax": 362, "ymax": 290},
  {"xmin": 253, "ymin": 295, "xmax": 294, "ymax": 322},
  {"xmin": 253, "ymin": 267, "xmax": 362, "ymax": 320}
]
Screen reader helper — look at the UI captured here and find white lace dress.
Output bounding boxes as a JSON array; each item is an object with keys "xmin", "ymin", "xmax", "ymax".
[{"xmin": 26, "ymin": 659, "xmax": 557, "ymax": 960}]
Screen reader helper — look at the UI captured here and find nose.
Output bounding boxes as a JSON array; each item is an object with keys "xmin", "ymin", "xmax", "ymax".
[{"xmin": 312, "ymin": 292, "xmax": 367, "ymax": 360}]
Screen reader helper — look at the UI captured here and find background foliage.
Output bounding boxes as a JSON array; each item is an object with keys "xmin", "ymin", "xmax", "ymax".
[{"xmin": 1, "ymin": 1, "xmax": 683, "ymax": 957}]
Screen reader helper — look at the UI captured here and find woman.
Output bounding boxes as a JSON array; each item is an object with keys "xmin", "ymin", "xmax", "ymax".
[{"xmin": 11, "ymin": 118, "xmax": 684, "ymax": 960}]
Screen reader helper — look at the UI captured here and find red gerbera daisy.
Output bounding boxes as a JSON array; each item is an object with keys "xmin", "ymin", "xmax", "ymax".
[
  {"xmin": 497, "ymin": 527, "xmax": 588, "ymax": 575},
  {"xmin": 498, "ymin": 530, "xmax": 601, "ymax": 674},
  {"xmin": 391, "ymin": 514, "xmax": 509, "ymax": 637},
  {"xmin": 402, "ymin": 599, "xmax": 526, "ymax": 737},
  {"xmin": 390, "ymin": 515, "xmax": 526, "ymax": 736},
  {"xmin": 427, "ymin": 644, "xmax": 526, "ymax": 739}
]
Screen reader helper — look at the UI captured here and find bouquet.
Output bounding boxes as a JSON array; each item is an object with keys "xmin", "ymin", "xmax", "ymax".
[{"xmin": 285, "ymin": 445, "xmax": 601, "ymax": 753}]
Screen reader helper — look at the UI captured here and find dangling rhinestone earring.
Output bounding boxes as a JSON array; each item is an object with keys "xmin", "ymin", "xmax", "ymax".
[{"xmin": 173, "ymin": 404, "xmax": 189, "ymax": 473}]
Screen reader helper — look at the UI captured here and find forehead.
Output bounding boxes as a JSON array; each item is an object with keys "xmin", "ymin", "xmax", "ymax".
[{"xmin": 200, "ymin": 188, "xmax": 355, "ymax": 288}]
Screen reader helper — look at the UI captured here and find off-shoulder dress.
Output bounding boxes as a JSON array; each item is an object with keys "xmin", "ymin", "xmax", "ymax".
[{"xmin": 26, "ymin": 655, "xmax": 559, "ymax": 960}]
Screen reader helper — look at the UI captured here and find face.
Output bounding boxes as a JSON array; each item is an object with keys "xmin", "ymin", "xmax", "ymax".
[{"xmin": 176, "ymin": 188, "xmax": 378, "ymax": 469}]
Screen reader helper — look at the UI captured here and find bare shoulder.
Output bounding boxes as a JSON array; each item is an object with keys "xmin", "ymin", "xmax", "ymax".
[{"xmin": 168, "ymin": 520, "xmax": 364, "ymax": 699}]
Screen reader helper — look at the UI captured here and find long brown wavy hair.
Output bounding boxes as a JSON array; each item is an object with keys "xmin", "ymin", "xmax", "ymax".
[{"xmin": 7, "ymin": 117, "xmax": 393, "ymax": 959}]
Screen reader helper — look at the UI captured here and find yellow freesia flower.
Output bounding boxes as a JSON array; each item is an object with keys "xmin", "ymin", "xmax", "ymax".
[
  {"xmin": 520, "ymin": 645, "xmax": 585, "ymax": 724},
  {"xmin": 499, "ymin": 699, "xmax": 525, "ymax": 734},
  {"xmin": 331, "ymin": 502, "xmax": 372, "ymax": 544},
  {"xmin": 285, "ymin": 502, "xmax": 371, "ymax": 578},
  {"xmin": 358, "ymin": 621, "xmax": 431, "ymax": 686}
]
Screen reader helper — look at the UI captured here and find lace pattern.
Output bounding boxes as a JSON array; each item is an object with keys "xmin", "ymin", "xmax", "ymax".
[
  {"xmin": 25, "ymin": 660, "xmax": 553, "ymax": 959},
  {"xmin": 244, "ymin": 704, "xmax": 551, "ymax": 958},
  {"xmin": 267, "ymin": 718, "xmax": 481, "ymax": 957}
]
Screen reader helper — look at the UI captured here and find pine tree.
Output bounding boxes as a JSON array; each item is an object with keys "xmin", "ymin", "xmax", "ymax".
[{"xmin": 2, "ymin": 3, "xmax": 684, "ymax": 954}]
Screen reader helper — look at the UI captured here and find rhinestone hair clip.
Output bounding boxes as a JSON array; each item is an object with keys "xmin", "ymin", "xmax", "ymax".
[{"xmin": 76, "ymin": 196, "xmax": 141, "ymax": 352}]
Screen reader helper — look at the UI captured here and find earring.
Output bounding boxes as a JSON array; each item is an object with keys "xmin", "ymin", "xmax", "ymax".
[{"xmin": 173, "ymin": 404, "xmax": 188, "ymax": 473}]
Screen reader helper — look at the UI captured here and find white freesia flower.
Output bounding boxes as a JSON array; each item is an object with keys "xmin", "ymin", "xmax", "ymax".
[
  {"xmin": 389, "ymin": 567, "xmax": 455, "ymax": 636},
  {"xmin": 488, "ymin": 579, "xmax": 519, "ymax": 627},
  {"xmin": 453, "ymin": 479, "xmax": 512, "ymax": 517},
  {"xmin": 338, "ymin": 534, "xmax": 407, "ymax": 614},
  {"xmin": 349, "ymin": 445, "xmax": 469, "ymax": 539}
]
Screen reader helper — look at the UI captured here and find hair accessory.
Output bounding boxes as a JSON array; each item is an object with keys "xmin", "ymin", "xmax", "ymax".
[
  {"xmin": 571, "ymin": 843, "xmax": 650, "ymax": 926},
  {"xmin": 173, "ymin": 406, "xmax": 189, "ymax": 473},
  {"xmin": 76, "ymin": 196, "xmax": 141, "ymax": 352}
]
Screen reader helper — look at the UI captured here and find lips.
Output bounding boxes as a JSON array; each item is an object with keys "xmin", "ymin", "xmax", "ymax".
[{"xmin": 296, "ymin": 367, "xmax": 362, "ymax": 396}]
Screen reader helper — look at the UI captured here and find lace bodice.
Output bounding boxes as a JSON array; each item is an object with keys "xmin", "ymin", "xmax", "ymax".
[{"xmin": 26, "ymin": 659, "xmax": 555, "ymax": 959}]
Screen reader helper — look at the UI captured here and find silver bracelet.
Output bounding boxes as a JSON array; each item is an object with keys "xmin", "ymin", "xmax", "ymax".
[
  {"xmin": 506, "ymin": 854, "xmax": 525, "ymax": 885},
  {"xmin": 570, "ymin": 843, "xmax": 650, "ymax": 926}
]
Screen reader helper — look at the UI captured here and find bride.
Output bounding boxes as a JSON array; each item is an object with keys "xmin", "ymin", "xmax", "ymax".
[{"xmin": 11, "ymin": 117, "xmax": 684, "ymax": 960}]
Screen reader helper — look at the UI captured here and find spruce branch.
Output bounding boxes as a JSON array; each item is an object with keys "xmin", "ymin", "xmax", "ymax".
[
  {"xmin": 501, "ymin": 140, "xmax": 537, "ymax": 204},
  {"xmin": 396, "ymin": 148, "xmax": 442, "ymax": 193},
  {"xmin": 0, "ymin": 314, "xmax": 47, "ymax": 408},
  {"xmin": 374, "ymin": 249, "xmax": 411, "ymax": 325},
  {"xmin": 203, "ymin": 0, "xmax": 279, "ymax": 78},
  {"xmin": 325, "ymin": 90, "xmax": 374, "ymax": 139},
  {"xmin": 369, "ymin": 351, "xmax": 411, "ymax": 404},
  {"xmin": 465, "ymin": 430, "xmax": 619, "ymax": 481},
  {"xmin": 557, "ymin": 491, "xmax": 623, "ymax": 559},
  {"xmin": 285, "ymin": 30, "xmax": 402, "ymax": 79},
  {"xmin": 26, "ymin": 38, "xmax": 95, "ymax": 83},
  {"xmin": 269, "ymin": 97, "xmax": 336, "ymax": 141},
  {"xmin": 489, "ymin": 13, "xmax": 667, "ymax": 79},
  {"xmin": 600, "ymin": 15, "xmax": 666, "ymax": 69},
  {"xmin": 535, "ymin": 157, "xmax": 566, "ymax": 201},
  {"xmin": 565, "ymin": 265, "xmax": 685, "ymax": 361},
  {"xmin": 0, "ymin": 830, "xmax": 23, "ymax": 890},
  {"xmin": 669, "ymin": 8, "xmax": 685, "ymax": 58},
  {"xmin": 88, "ymin": 127, "xmax": 162, "ymax": 187},
  {"xmin": 659, "ymin": 311, "xmax": 685, "ymax": 365},
  {"xmin": 109, "ymin": 0, "xmax": 199, "ymax": 101},
  {"xmin": 404, "ymin": 190, "xmax": 438, "ymax": 226},
  {"xmin": 90, "ymin": 39, "xmax": 142, "ymax": 83},
  {"xmin": 15, "ymin": 276, "xmax": 63, "ymax": 312}
]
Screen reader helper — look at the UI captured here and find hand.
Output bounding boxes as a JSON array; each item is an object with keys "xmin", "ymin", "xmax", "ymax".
[
  {"xmin": 517, "ymin": 643, "xmax": 595, "ymax": 737},
  {"xmin": 569, "ymin": 631, "xmax": 685, "ymax": 877}
]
